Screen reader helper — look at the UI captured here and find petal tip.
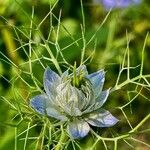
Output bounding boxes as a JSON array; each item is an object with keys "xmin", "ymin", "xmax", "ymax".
[
  {"xmin": 68, "ymin": 120, "xmax": 90, "ymax": 139},
  {"xmin": 86, "ymin": 109, "xmax": 119, "ymax": 128},
  {"xmin": 29, "ymin": 95, "xmax": 47, "ymax": 115}
]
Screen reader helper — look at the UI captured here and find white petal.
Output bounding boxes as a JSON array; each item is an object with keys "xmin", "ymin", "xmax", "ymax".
[{"xmin": 46, "ymin": 107, "xmax": 67, "ymax": 121}]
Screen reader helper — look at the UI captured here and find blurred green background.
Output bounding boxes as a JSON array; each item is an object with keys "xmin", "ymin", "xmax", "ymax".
[{"xmin": 0, "ymin": 0, "xmax": 150, "ymax": 149}]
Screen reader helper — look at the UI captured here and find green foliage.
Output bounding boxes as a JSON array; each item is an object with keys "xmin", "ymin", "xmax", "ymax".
[{"xmin": 0, "ymin": 0, "xmax": 150, "ymax": 149}]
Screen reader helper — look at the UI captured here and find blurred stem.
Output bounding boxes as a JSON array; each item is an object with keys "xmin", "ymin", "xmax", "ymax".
[
  {"xmin": 105, "ymin": 15, "xmax": 116, "ymax": 51},
  {"xmin": 80, "ymin": 0, "xmax": 86, "ymax": 65},
  {"xmin": 1, "ymin": 27, "xmax": 21, "ymax": 65},
  {"xmin": 99, "ymin": 13, "xmax": 117, "ymax": 67},
  {"xmin": 55, "ymin": 125, "xmax": 68, "ymax": 150},
  {"xmin": 1, "ymin": 26, "xmax": 28, "ymax": 98}
]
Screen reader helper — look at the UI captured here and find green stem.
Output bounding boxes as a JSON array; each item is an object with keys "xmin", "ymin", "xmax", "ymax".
[
  {"xmin": 45, "ymin": 44, "xmax": 62, "ymax": 75},
  {"xmin": 55, "ymin": 126, "xmax": 68, "ymax": 150},
  {"xmin": 114, "ymin": 140, "xmax": 117, "ymax": 150},
  {"xmin": 111, "ymin": 74, "xmax": 150, "ymax": 93},
  {"xmin": 130, "ymin": 113, "xmax": 150, "ymax": 133}
]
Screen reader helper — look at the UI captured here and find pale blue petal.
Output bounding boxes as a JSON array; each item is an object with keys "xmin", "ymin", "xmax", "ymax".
[
  {"xmin": 86, "ymin": 70, "xmax": 105, "ymax": 98},
  {"xmin": 95, "ymin": 0, "xmax": 141, "ymax": 10},
  {"xmin": 95, "ymin": 89, "xmax": 110, "ymax": 107},
  {"xmin": 46, "ymin": 108, "xmax": 68, "ymax": 121},
  {"xmin": 86, "ymin": 109, "xmax": 119, "ymax": 127},
  {"xmin": 43, "ymin": 67, "xmax": 60, "ymax": 97},
  {"xmin": 102, "ymin": 0, "xmax": 117, "ymax": 9},
  {"xmin": 68, "ymin": 120, "xmax": 90, "ymax": 139},
  {"xmin": 30, "ymin": 94, "xmax": 48, "ymax": 115}
]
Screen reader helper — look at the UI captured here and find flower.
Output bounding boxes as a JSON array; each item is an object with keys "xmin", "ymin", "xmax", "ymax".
[
  {"xmin": 94, "ymin": 0, "xmax": 141, "ymax": 10},
  {"xmin": 30, "ymin": 65, "xmax": 118, "ymax": 139}
]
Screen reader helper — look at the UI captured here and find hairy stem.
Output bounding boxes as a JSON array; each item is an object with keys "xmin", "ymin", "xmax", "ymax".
[{"xmin": 55, "ymin": 126, "xmax": 68, "ymax": 150}]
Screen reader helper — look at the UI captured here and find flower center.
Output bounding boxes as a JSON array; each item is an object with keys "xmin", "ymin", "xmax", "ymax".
[{"xmin": 72, "ymin": 63, "xmax": 86, "ymax": 88}]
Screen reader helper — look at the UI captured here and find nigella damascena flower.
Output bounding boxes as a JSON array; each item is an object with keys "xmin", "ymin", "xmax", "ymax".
[
  {"xmin": 94, "ymin": 0, "xmax": 141, "ymax": 10},
  {"xmin": 30, "ymin": 65, "xmax": 118, "ymax": 139}
]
